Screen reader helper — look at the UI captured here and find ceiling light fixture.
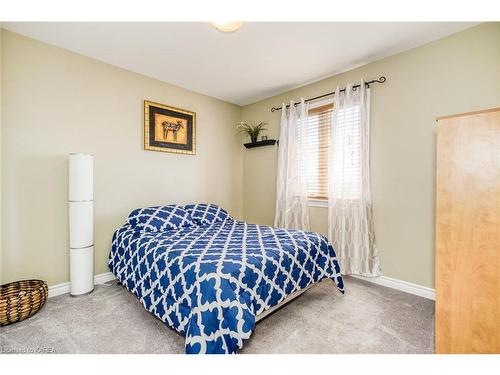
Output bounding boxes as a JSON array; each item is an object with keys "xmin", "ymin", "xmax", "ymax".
[{"xmin": 210, "ymin": 21, "xmax": 244, "ymax": 33}]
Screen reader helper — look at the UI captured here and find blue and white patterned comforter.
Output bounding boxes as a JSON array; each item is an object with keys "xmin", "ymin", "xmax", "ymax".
[{"xmin": 108, "ymin": 218, "xmax": 344, "ymax": 354}]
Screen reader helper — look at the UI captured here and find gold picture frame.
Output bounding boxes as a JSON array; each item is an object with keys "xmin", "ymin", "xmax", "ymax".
[{"xmin": 144, "ymin": 100, "xmax": 196, "ymax": 155}]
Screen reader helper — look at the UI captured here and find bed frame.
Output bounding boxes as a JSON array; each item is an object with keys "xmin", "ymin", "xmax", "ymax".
[{"xmin": 255, "ymin": 283, "xmax": 315, "ymax": 322}]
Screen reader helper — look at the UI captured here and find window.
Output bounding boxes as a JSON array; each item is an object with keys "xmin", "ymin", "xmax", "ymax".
[
  {"xmin": 306, "ymin": 103, "xmax": 332, "ymax": 200},
  {"xmin": 329, "ymin": 104, "xmax": 362, "ymax": 200},
  {"xmin": 305, "ymin": 101, "xmax": 362, "ymax": 201}
]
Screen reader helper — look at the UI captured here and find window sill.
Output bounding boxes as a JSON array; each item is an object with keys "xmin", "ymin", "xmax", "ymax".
[{"xmin": 308, "ymin": 198, "xmax": 328, "ymax": 208}]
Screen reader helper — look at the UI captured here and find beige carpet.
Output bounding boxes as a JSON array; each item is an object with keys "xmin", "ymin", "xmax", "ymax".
[{"xmin": 0, "ymin": 276, "xmax": 434, "ymax": 354}]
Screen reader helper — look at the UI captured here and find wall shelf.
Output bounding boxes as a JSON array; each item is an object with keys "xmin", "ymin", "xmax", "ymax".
[{"xmin": 243, "ymin": 139, "xmax": 277, "ymax": 149}]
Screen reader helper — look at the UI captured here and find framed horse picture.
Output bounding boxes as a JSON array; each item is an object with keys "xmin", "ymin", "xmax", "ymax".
[{"xmin": 144, "ymin": 100, "xmax": 196, "ymax": 155}]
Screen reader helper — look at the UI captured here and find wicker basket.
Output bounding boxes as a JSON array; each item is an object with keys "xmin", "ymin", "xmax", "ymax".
[{"xmin": 0, "ymin": 279, "xmax": 48, "ymax": 326}]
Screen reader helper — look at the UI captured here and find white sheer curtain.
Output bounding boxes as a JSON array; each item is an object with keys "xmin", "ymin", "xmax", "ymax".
[
  {"xmin": 328, "ymin": 80, "xmax": 381, "ymax": 276},
  {"xmin": 274, "ymin": 99, "xmax": 310, "ymax": 231}
]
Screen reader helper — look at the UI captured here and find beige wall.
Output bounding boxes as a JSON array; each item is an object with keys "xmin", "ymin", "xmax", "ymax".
[
  {"xmin": 2, "ymin": 24, "xmax": 499, "ymax": 289},
  {"xmin": 241, "ymin": 23, "xmax": 500, "ymax": 288},
  {"xmin": 0, "ymin": 26, "xmax": 2, "ymax": 282},
  {"xmin": 0, "ymin": 30, "xmax": 243, "ymax": 286}
]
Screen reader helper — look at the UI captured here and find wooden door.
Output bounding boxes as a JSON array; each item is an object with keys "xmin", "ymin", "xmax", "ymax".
[{"xmin": 436, "ymin": 108, "xmax": 500, "ymax": 353}]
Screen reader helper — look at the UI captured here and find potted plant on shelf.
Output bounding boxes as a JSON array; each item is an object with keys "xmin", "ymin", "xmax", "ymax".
[{"xmin": 236, "ymin": 121, "xmax": 268, "ymax": 144}]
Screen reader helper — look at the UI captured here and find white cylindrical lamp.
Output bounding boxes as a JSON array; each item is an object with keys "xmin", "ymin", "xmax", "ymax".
[{"xmin": 69, "ymin": 153, "xmax": 94, "ymax": 296}]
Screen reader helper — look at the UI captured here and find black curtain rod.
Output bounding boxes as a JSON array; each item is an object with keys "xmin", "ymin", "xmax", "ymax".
[{"xmin": 270, "ymin": 76, "xmax": 387, "ymax": 112}]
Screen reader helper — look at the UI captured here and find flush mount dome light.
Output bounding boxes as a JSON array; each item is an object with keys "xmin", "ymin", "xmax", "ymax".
[{"xmin": 210, "ymin": 21, "xmax": 244, "ymax": 33}]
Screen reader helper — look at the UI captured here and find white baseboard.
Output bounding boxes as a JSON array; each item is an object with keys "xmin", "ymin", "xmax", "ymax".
[
  {"xmin": 48, "ymin": 272, "xmax": 116, "ymax": 298},
  {"xmin": 49, "ymin": 272, "xmax": 434, "ymax": 301},
  {"xmin": 350, "ymin": 275, "xmax": 435, "ymax": 300},
  {"xmin": 94, "ymin": 272, "xmax": 117, "ymax": 285},
  {"xmin": 47, "ymin": 282, "xmax": 72, "ymax": 298}
]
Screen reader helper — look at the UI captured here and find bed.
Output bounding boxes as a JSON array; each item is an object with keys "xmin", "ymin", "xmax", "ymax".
[{"xmin": 108, "ymin": 203, "xmax": 344, "ymax": 354}]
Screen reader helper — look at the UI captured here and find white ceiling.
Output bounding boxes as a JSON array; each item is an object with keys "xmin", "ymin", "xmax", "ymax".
[{"xmin": 3, "ymin": 22, "xmax": 477, "ymax": 106}]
